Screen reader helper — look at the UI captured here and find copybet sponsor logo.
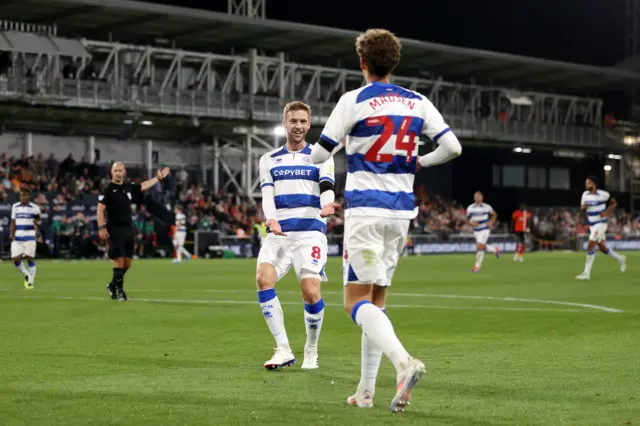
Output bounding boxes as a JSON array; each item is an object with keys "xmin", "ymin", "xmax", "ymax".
[{"xmin": 272, "ymin": 169, "xmax": 313, "ymax": 178}]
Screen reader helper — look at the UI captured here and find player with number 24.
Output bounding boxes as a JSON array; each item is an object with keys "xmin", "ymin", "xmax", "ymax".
[{"xmin": 309, "ymin": 29, "xmax": 462, "ymax": 412}]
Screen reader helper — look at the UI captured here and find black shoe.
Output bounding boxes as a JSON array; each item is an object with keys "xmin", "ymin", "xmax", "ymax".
[
  {"xmin": 118, "ymin": 289, "xmax": 128, "ymax": 301},
  {"xmin": 107, "ymin": 283, "xmax": 117, "ymax": 300}
]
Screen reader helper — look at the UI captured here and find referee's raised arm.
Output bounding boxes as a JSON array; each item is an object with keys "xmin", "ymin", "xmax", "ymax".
[
  {"xmin": 140, "ymin": 166, "xmax": 170, "ymax": 192},
  {"xmin": 97, "ymin": 162, "xmax": 171, "ymax": 301}
]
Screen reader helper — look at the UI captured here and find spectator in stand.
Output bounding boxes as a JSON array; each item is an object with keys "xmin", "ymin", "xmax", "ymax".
[
  {"xmin": 52, "ymin": 216, "xmax": 73, "ymax": 256},
  {"xmin": 71, "ymin": 212, "xmax": 90, "ymax": 259},
  {"xmin": 46, "ymin": 153, "xmax": 58, "ymax": 178},
  {"xmin": 142, "ymin": 215, "xmax": 157, "ymax": 257},
  {"xmin": 59, "ymin": 154, "xmax": 76, "ymax": 177}
]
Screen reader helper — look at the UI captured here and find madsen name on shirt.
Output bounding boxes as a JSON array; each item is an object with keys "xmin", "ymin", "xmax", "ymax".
[{"xmin": 369, "ymin": 94, "xmax": 417, "ymax": 111}]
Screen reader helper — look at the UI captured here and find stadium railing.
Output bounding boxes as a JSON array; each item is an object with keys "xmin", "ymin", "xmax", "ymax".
[{"xmin": 0, "ymin": 76, "xmax": 606, "ymax": 147}]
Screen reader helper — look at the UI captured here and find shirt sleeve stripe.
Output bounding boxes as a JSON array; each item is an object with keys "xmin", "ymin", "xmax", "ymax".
[
  {"xmin": 319, "ymin": 134, "xmax": 339, "ymax": 148},
  {"xmin": 433, "ymin": 127, "xmax": 451, "ymax": 143}
]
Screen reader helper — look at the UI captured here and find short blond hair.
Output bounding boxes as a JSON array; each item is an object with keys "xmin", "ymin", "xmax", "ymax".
[{"xmin": 283, "ymin": 101, "xmax": 311, "ymax": 121}]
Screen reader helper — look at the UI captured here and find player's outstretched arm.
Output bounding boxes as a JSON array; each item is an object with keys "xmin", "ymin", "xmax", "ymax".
[
  {"xmin": 261, "ymin": 185, "xmax": 286, "ymax": 236},
  {"xmin": 140, "ymin": 167, "xmax": 170, "ymax": 192},
  {"xmin": 490, "ymin": 210, "xmax": 498, "ymax": 227},
  {"xmin": 33, "ymin": 205, "xmax": 41, "ymax": 228},
  {"xmin": 258, "ymin": 154, "xmax": 286, "ymax": 236},
  {"xmin": 418, "ymin": 131, "xmax": 462, "ymax": 168},
  {"xmin": 319, "ymin": 180, "xmax": 340, "ymax": 217},
  {"xmin": 311, "ymin": 137, "xmax": 343, "ymax": 165},
  {"xmin": 465, "ymin": 208, "xmax": 477, "ymax": 228},
  {"xmin": 318, "ymin": 158, "xmax": 339, "ymax": 217},
  {"xmin": 580, "ymin": 193, "xmax": 588, "ymax": 210},
  {"xmin": 602, "ymin": 196, "xmax": 617, "ymax": 217}
]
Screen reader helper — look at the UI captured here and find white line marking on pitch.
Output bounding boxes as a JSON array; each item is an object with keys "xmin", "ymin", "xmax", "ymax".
[
  {"xmin": 2, "ymin": 294, "xmax": 619, "ymax": 313},
  {"xmin": 0, "ymin": 288, "xmax": 624, "ymax": 313},
  {"xmin": 389, "ymin": 293, "xmax": 625, "ymax": 313},
  {"xmin": 201, "ymin": 289, "xmax": 626, "ymax": 313}
]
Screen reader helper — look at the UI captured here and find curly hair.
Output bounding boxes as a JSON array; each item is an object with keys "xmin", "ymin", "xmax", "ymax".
[{"xmin": 356, "ymin": 29, "xmax": 402, "ymax": 78}]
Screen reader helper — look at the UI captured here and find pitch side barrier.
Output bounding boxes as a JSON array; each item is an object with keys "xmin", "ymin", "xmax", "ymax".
[{"xmin": 193, "ymin": 231, "xmax": 640, "ymax": 259}]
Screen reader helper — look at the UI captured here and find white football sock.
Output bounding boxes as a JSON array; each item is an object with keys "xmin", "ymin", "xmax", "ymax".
[
  {"xmin": 353, "ymin": 302, "xmax": 410, "ymax": 377},
  {"xmin": 27, "ymin": 261, "xmax": 36, "ymax": 285},
  {"xmin": 304, "ymin": 299, "xmax": 325, "ymax": 348},
  {"xmin": 175, "ymin": 245, "xmax": 182, "ymax": 261},
  {"xmin": 179, "ymin": 247, "xmax": 192, "ymax": 258},
  {"xmin": 258, "ymin": 289, "xmax": 290, "ymax": 349},
  {"xmin": 14, "ymin": 261, "xmax": 28, "ymax": 276},
  {"xmin": 584, "ymin": 251, "xmax": 595, "ymax": 275},
  {"xmin": 357, "ymin": 307, "xmax": 385, "ymax": 396},
  {"xmin": 475, "ymin": 250, "xmax": 485, "ymax": 268},
  {"xmin": 605, "ymin": 248, "xmax": 623, "ymax": 262}
]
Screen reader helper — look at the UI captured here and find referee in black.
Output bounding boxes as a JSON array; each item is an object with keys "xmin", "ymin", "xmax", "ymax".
[{"xmin": 97, "ymin": 161, "xmax": 170, "ymax": 300}]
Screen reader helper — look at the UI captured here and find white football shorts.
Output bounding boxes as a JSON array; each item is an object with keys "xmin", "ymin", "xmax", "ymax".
[
  {"xmin": 257, "ymin": 231, "xmax": 328, "ymax": 282},
  {"xmin": 342, "ymin": 216, "xmax": 409, "ymax": 287},
  {"xmin": 11, "ymin": 240, "xmax": 36, "ymax": 258},
  {"xmin": 173, "ymin": 231, "xmax": 186, "ymax": 248},
  {"xmin": 588, "ymin": 222, "xmax": 608, "ymax": 243},
  {"xmin": 474, "ymin": 229, "xmax": 490, "ymax": 245}
]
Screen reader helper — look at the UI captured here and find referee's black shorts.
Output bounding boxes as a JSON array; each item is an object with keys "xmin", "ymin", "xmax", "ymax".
[
  {"xmin": 514, "ymin": 231, "xmax": 525, "ymax": 243},
  {"xmin": 107, "ymin": 225, "xmax": 135, "ymax": 259}
]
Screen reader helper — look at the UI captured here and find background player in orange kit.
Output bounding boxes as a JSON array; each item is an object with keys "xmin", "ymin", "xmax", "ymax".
[{"xmin": 512, "ymin": 204, "xmax": 531, "ymax": 262}]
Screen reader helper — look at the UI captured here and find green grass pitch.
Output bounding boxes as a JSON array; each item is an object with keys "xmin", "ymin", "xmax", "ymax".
[{"xmin": 0, "ymin": 252, "xmax": 639, "ymax": 425}]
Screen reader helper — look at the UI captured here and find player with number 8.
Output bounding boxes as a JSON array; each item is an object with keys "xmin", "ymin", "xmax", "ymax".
[{"xmin": 255, "ymin": 101, "xmax": 339, "ymax": 372}]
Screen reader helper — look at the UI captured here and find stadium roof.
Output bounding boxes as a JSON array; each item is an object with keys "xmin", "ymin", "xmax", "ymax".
[{"xmin": 3, "ymin": 0, "xmax": 640, "ymax": 92}]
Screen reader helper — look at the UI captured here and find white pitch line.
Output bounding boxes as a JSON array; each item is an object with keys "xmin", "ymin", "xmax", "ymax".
[
  {"xmin": 3, "ymin": 294, "xmax": 616, "ymax": 313},
  {"xmin": 0, "ymin": 288, "xmax": 624, "ymax": 313},
  {"xmin": 388, "ymin": 293, "xmax": 625, "ymax": 313},
  {"xmin": 133, "ymin": 289, "xmax": 630, "ymax": 313}
]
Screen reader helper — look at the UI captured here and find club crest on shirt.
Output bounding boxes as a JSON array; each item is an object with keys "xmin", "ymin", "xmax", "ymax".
[
  {"xmin": 275, "ymin": 157, "xmax": 283, "ymax": 164},
  {"xmin": 302, "ymin": 157, "xmax": 312, "ymax": 164}
]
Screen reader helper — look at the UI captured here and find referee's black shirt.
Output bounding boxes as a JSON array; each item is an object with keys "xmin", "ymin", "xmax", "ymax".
[{"xmin": 98, "ymin": 182, "xmax": 142, "ymax": 226}]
